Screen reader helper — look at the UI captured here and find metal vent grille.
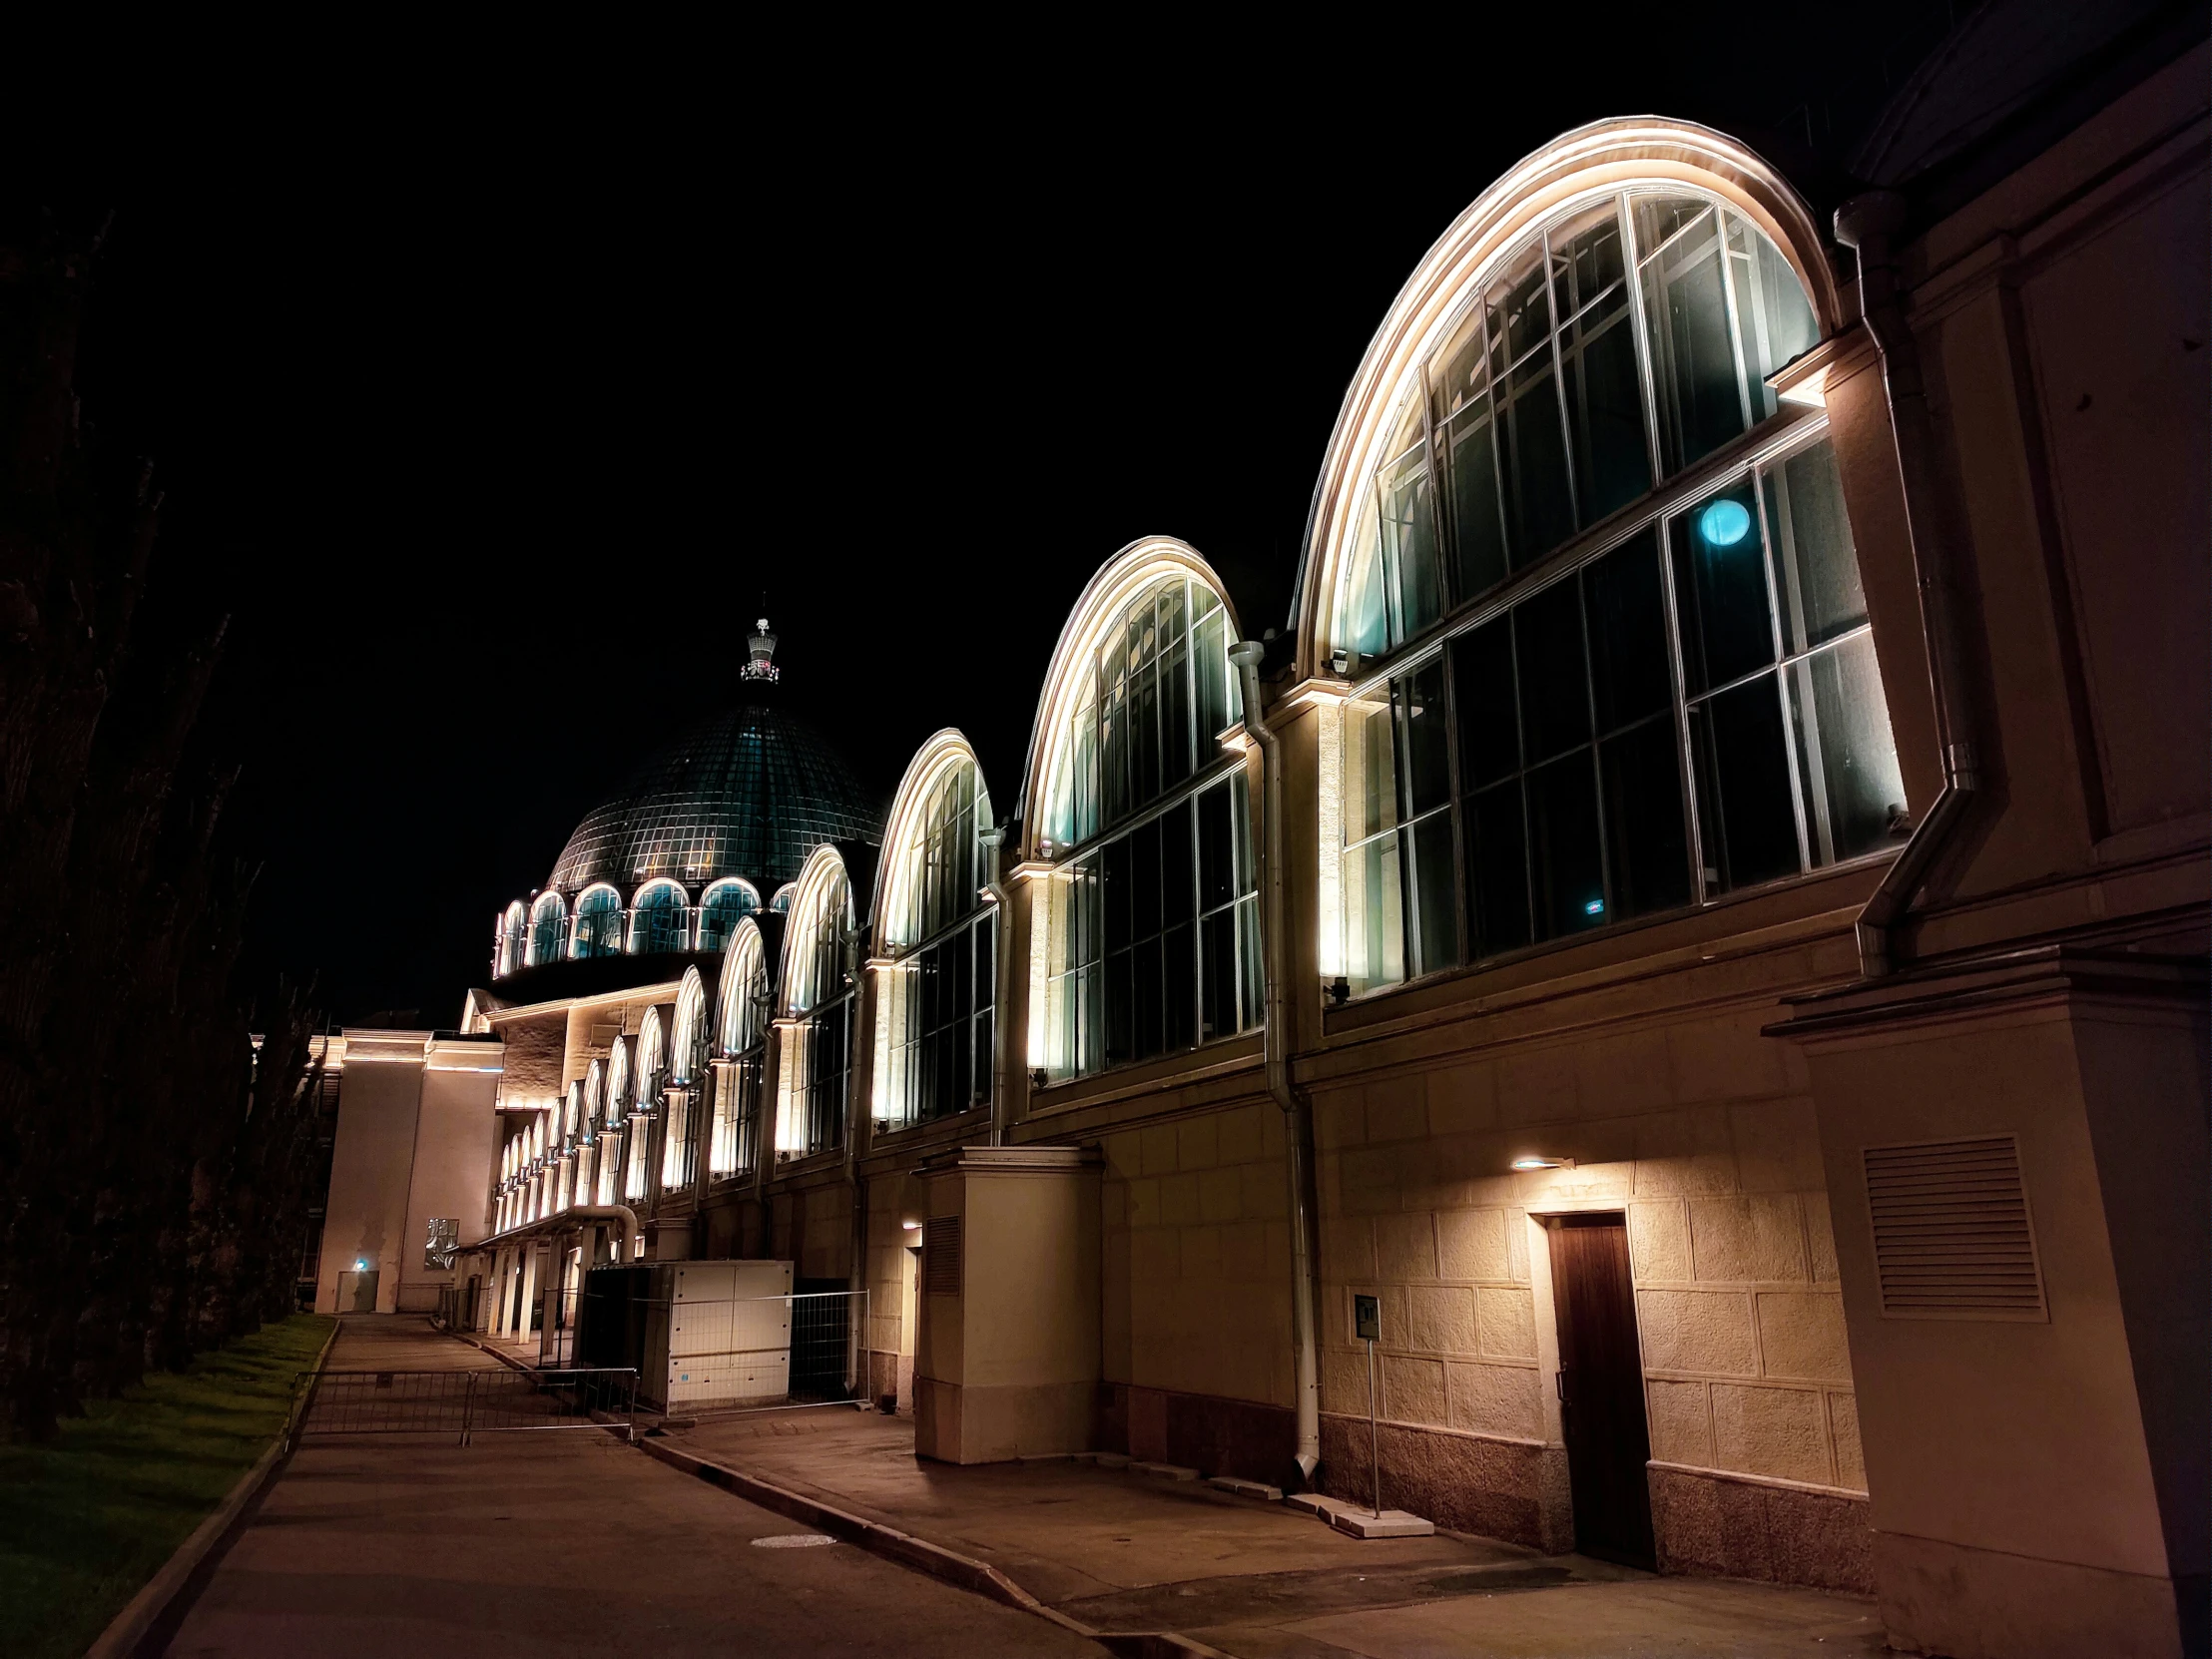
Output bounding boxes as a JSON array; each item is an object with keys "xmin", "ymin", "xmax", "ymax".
[
  {"xmin": 1865, "ymin": 1136, "xmax": 2046, "ymax": 1321},
  {"xmin": 923, "ymin": 1217, "xmax": 961, "ymax": 1298}
]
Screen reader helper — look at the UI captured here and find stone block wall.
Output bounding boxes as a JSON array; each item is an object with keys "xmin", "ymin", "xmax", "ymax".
[
  {"xmin": 1099, "ymin": 1099, "xmax": 1298, "ymax": 1450},
  {"xmin": 1309, "ymin": 997, "xmax": 1869, "ymax": 1578}
]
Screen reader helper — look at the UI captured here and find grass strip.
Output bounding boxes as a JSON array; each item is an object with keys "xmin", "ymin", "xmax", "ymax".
[{"xmin": 0, "ymin": 1313, "xmax": 335, "ymax": 1659}]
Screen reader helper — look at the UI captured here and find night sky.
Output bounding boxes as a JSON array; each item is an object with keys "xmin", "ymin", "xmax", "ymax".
[{"xmin": 60, "ymin": 8, "xmax": 1949, "ymax": 1027}]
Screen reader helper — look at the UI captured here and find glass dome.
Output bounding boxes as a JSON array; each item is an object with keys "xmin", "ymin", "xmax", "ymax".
[{"xmin": 547, "ymin": 697, "xmax": 884, "ymax": 898}]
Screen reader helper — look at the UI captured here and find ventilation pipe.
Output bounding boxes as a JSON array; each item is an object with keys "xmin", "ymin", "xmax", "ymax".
[
  {"xmin": 979, "ymin": 827, "xmax": 1012, "ymax": 1147},
  {"xmin": 554, "ymin": 1205, "xmax": 641, "ymax": 1259},
  {"xmin": 1229, "ymin": 639, "xmax": 1322, "ymax": 1485},
  {"xmin": 1833, "ymin": 191, "xmax": 1980, "ymax": 978}
]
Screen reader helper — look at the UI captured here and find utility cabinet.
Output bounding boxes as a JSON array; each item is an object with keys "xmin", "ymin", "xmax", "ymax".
[{"xmin": 580, "ymin": 1258, "xmax": 794, "ymax": 1410}]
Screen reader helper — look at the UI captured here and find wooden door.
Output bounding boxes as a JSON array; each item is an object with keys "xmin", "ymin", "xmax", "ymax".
[{"xmin": 1547, "ymin": 1214, "xmax": 1656, "ymax": 1567}]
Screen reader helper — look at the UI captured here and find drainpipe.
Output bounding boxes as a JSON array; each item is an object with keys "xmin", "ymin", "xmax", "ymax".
[
  {"xmin": 844, "ymin": 944, "xmax": 867, "ymax": 1397},
  {"xmin": 1229, "ymin": 640, "xmax": 1323, "ymax": 1485},
  {"xmin": 1834, "ymin": 191, "xmax": 1980, "ymax": 979},
  {"xmin": 979, "ymin": 828, "xmax": 1011, "ymax": 1147}
]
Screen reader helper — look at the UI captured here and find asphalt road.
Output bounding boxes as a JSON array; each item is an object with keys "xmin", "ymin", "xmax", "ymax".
[{"xmin": 163, "ymin": 1427, "xmax": 1101, "ymax": 1657}]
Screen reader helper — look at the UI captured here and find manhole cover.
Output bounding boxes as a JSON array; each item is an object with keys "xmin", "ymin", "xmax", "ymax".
[{"xmin": 752, "ymin": 1533, "xmax": 836, "ymax": 1549}]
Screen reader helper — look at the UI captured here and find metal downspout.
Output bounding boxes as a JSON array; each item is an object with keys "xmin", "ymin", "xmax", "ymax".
[
  {"xmin": 1230, "ymin": 640, "xmax": 1323, "ymax": 1484},
  {"xmin": 844, "ymin": 946, "xmax": 867, "ymax": 1397},
  {"xmin": 980, "ymin": 828, "xmax": 1012, "ymax": 1147},
  {"xmin": 1834, "ymin": 191, "xmax": 1981, "ymax": 978}
]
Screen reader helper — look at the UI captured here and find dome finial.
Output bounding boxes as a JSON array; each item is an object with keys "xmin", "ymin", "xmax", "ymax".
[{"xmin": 744, "ymin": 616, "xmax": 781, "ymax": 682}]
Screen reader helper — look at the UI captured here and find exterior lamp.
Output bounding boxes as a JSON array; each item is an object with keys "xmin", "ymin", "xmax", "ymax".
[
  {"xmin": 902, "ymin": 1219, "xmax": 920, "ymax": 1232},
  {"xmin": 1511, "ymin": 1156, "xmax": 1575, "ymax": 1172},
  {"xmin": 354, "ymin": 1257, "xmax": 368, "ymax": 1271},
  {"xmin": 1698, "ymin": 498, "xmax": 1751, "ymax": 546}
]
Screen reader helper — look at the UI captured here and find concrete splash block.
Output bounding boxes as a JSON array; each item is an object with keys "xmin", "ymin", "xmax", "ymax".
[
  {"xmin": 1330, "ymin": 1508, "xmax": 1436, "ymax": 1539},
  {"xmin": 1130, "ymin": 1460, "xmax": 1200, "ymax": 1480},
  {"xmin": 1208, "ymin": 1475, "xmax": 1284, "ymax": 1502},
  {"xmin": 1284, "ymin": 1492, "xmax": 1361, "ymax": 1520}
]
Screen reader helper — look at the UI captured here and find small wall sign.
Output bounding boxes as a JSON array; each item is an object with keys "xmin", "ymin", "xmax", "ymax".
[{"xmin": 1354, "ymin": 1293, "xmax": 1381, "ymax": 1343}]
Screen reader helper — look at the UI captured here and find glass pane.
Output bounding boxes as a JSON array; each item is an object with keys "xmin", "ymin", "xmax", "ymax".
[
  {"xmin": 1134, "ymin": 934, "xmax": 1164, "ymax": 1060},
  {"xmin": 1466, "ymin": 779, "xmax": 1530, "ymax": 958},
  {"xmin": 1340, "ymin": 511, "xmax": 1389, "ymax": 660},
  {"xmin": 1789, "ymin": 634, "xmax": 1906, "ymax": 865},
  {"xmin": 1491, "ymin": 244, "xmax": 1553, "ymax": 366},
  {"xmin": 1514, "ymin": 576, "xmax": 1591, "ymax": 765},
  {"xmin": 1102, "ymin": 833, "xmax": 1132, "ymax": 957},
  {"xmin": 1556, "ymin": 203, "xmax": 1626, "ymax": 314},
  {"xmin": 1162, "ymin": 636, "xmax": 1193, "ymax": 789},
  {"xmin": 1764, "ymin": 438, "xmax": 1867, "ymax": 653},
  {"xmin": 1600, "ymin": 717, "xmax": 1692, "ymax": 918},
  {"xmin": 1163, "ymin": 920, "xmax": 1196, "ymax": 1050},
  {"xmin": 1638, "ymin": 200, "xmax": 1745, "ymax": 474},
  {"xmin": 1450, "ymin": 618, "xmax": 1518, "ymax": 791},
  {"xmin": 1671, "ymin": 479, "xmax": 1775, "ymax": 694},
  {"xmin": 1345, "ymin": 830, "xmax": 1404, "ymax": 994},
  {"xmin": 1690, "ymin": 673, "xmax": 1802, "ymax": 891},
  {"xmin": 1499, "ymin": 356, "xmax": 1576, "ymax": 562},
  {"xmin": 1584, "ymin": 528, "xmax": 1672, "ymax": 733},
  {"xmin": 1381, "ymin": 446, "xmax": 1443, "ymax": 642},
  {"xmin": 1396, "ymin": 659, "xmax": 1452, "ymax": 818},
  {"xmin": 1564, "ymin": 300, "xmax": 1652, "ymax": 525},
  {"xmin": 1526, "ymin": 753, "xmax": 1606, "ymax": 940},
  {"xmin": 1160, "ymin": 799, "xmax": 1194, "ymax": 926},
  {"xmin": 1444, "ymin": 395, "xmax": 1508, "ymax": 601},
  {"xmin": 1105, "ymin": 947, "xmax": 1133, "ymax": 1067},
  {"xmin": 1200, "ymin": 908, "xmax": 1236, "ymax": 1042},
  {"xmin": 1194, "ymin": 609, "xmax": 1228, "ymax": 745},
  {"xmin": 1408, "ymin": 810, "xmax": 1461, "ymax": 976},
  {"xmin": 1236, "ymin": 897, "xmax": 1264, "ymax": 1031},
  {"xmin": 1198, "ymin": 780, "xmax": 1235, "ymax": 912},
  {"xmin": 1729, "ymin": 212, "xmax": 1820, "ymax": 410},
  {"xmin": 1130, "ymin": 815, "xmax": 1162, "ymax": 943},
  {"xmin": 1346, "ymin": 688, "xmax": 1399, "ymax": 841}
]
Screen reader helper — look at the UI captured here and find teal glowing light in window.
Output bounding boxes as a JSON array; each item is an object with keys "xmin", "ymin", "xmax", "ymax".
[
  {"xmin": 1699, "ymin": 498, "xmax": 1751, "ymax": 546},
  {"xmin": 1584, "ymin": 898, "xmax": 1605, "ymax": 915}
]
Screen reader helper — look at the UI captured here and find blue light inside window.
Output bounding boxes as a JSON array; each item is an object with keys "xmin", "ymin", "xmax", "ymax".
[
  {"xmin": 1584, "ymin": 898, "xmax": 1605, "ymax": 915},
  {"xmin": 1699, "ymin": 498, "xmax": 1751, "ymax": 546}
]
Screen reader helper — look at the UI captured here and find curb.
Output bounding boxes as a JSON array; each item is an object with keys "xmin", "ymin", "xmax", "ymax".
[
  {"xmin": 85, "ymin": 1316, "xmax": 342, "ymax": 1659},
  {"xmin": 632, "ymin": 1436, "xmax": 1230, "ymax": 1659}
]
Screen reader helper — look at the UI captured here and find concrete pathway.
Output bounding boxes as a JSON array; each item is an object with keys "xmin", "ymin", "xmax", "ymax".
[
  {"xmin": 670, "ymin": 1410, "xmax": 1887, "ymax": 1658},
  {"xmin": 164, "ymin": 1317, "xmax": 1097, "ymax": 1657}
]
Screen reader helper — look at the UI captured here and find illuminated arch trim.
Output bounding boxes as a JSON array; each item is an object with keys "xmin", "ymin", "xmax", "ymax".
[
  {"xmin": 872, "ymin": 729, "xmax": 994, "ymax": 955},
  {"xmin": 1017, "ymin": 536, "xmax": 1243, "ymax": 857},
  {"xmin": 718, "ymin": 914, "xmax": 772, "ymax": 1055},
  {"xmin": 780, "ymin": 841, "xmax": 852, "ymax": 1016},
  {"xmin": 1292, "ymin": 116, "xmax": 1839, "ymax": 677}
]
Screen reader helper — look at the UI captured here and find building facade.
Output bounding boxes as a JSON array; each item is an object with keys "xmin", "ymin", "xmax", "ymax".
[{"xmin": 317, "ymin": 26, "xmax": 2207, "ymax": 1659}]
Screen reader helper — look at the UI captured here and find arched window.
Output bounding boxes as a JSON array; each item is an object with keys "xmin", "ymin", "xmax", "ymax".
[
  {"xmin": 528, "ymin": 891, "xmax": 567, "ymax": 966},
  {"xmin": 876, "ymin": 743, "xmax": 996, "ymax": 1129},
  {"xmin": 628, "ymin": 1009, "xmax": 664, "ymax": 1201},
  {"xmin": 783, "ymin": 849, "xmax": 853, "ymax": 1156},
  {"xmin": 1029, "ymin": 552, "xmax": 1263, "ymax": 1084},
  {"xmin": 627, "ymin": 879, "xmax": 691, "ymax": 955},
  {"xmin": 599, "ymin": 1038, "xmax": 632, "ymax": 1207},
  {"xmin": 770, "ymin": 881, "xmax": 797, "ymax": 915},
  {"xmin": 696, "ymin": 877, "xmax": 759, "ymax": 953},
  {"xmin": 711, "ymin": 917, "xmax": 772, "ymax": 1177},
  {"xmin": 661, "ymin": 970, "xmax": 708, "ymax": 1191},
  {"xmin": 569, "ymin": 884, "xmax": 623, "ymax": 958},
  {"xmin": 1326, "ymin": 183, "xmax": 1902, "ymax": 995}
]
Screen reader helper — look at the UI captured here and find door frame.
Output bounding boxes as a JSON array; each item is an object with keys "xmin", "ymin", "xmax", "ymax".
[{"xmin": 1522, "ymin": 1201, "xmax": 1655, "ymax": 1561}]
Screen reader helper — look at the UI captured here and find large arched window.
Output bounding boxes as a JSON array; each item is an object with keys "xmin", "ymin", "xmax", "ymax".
[
  {"xmin": 782, "ymin": 848, "xmax": 853, "ymax": 1156},
  {"xmin": 661, "ymin": 969, "xmax": 708, "ymax": 1191},
  {"xmin": 599, "ymin": 1037, "xmax": 632, "ymax": 1206},
  {"xmin": 711, "ymin": 917, "xmax": 773, "ymax": 1177},
  {"xmin": 875, "ymin": 740, "xmax": 995, "ymax": 1129},
  {"xmin": 627, "ymin": 879, "xmax": 691, "ymax": 955},
  {"xmin": 1323, "ymin": 172, "xmax": 1902, "ymax": 995},
  {"xmin": 696, "ymin": 877, "xmax": 760, "ymax": 954},
  {"xmin": 569, "ymin": 884, "xmax": 623, "ymax": 959},
  {"xmin": 498, "ymin": 901, "xmax": 528, "ymax": 976},
  {"xmin": 528, "ymin": 891, "xmax": 567, "ymax": 966},
  {"xmin": 628, "ymin": 1010, "xmax": 664, "ymax": 1201},
  {"xmin": 1029, "ymin": 547, "xmax": 1262, "ymax": 1084}
]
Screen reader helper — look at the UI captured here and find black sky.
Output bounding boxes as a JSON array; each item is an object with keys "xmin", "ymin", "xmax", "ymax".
[{"xmin": 59, "ymin": 8, "xmax": 1953, "ymax": 1027}]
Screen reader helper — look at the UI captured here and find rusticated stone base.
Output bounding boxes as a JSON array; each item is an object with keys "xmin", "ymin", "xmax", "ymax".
[
  {"xmin": 1649, "ymin": 1463, "xmax": 1874, "ymax": 1593},
  {"xmin": 1319, "ymin": 1412, "xmax": 1561, "ymax": 1549},
  {"xmin": 1100, "ymin": 1384, "xmax": 1298, "ymax": 1487}
]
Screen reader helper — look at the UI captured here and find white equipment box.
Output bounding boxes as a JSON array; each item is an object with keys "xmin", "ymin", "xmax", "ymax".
[{"xmin": 642, "ymin": 1259, "xmax": 794, "ymax": 1409}]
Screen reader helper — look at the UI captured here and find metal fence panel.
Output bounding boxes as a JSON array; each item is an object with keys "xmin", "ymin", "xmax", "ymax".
[{"xmin": 296, "ymin": 1368, "xmax": 637, "ymax": 1445}]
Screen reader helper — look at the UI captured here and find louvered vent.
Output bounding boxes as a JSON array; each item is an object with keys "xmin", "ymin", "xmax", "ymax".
[
  {"xmin": 1864, "ymin": 1136, "xmax": 2046, "ymax": 1321},
  {"xmin": 923, "ymin": 1216, "xmax": 962, "ymax": 1298}
]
